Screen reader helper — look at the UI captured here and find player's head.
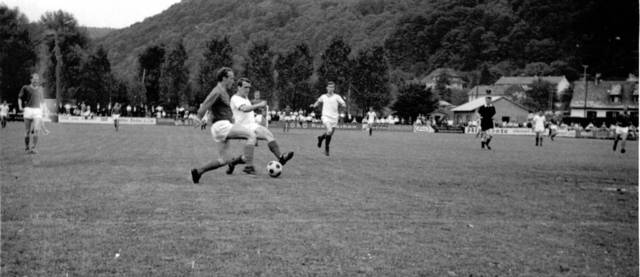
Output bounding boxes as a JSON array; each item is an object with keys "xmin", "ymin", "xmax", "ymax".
[
  {"xmin": 485, "ymin": 96, "xmax": 492, "ymax": 104},
  {"xmin": 326, "ymin": 81, "xmax": 335, "ymax": 94},
  {"xmin": 254, "ymin": 90, "xmax": 261, "ymax": 100},
  {"xmin": 236, "ymin": 77, "xmax": 251, "ymax": 96},
  {"xmin": 216, "ymin": 67, "xmax": 235, "ymax": 88},
  {"xmin": 369, "ymin": 106, "xmax": 374, "ymax": 111},
  {"xmin": 30, "ymin": 73, "xmax": 40, "ymax": 86}
]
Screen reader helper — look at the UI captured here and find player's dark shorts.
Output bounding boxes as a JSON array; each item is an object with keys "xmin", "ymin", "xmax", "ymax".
[{"xmin": 481, "ymin": 119, "xmax": 493, "ymax": 131}]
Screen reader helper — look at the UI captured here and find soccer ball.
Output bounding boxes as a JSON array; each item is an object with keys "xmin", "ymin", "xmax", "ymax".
[{"xmin": 266, "ymin": 161, "xmax": 282, "ymax": 177}]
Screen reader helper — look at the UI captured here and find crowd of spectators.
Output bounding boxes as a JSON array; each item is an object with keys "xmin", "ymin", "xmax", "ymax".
[{"xmin": 58, "ymin": 102, "xmax": 172, "ymax": 119}]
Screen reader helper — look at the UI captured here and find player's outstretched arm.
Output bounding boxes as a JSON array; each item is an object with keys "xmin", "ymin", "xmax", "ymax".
[
  {"xmin": 239, "ymin": 101, "xmax": 266, "ymax": 112},
  {"xmin": 310, "ymin": 95, "xmax": 324, "ymax": 108}
]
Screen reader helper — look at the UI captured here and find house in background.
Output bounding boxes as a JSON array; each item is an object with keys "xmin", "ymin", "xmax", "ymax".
[
  {"xmin": 451, "ymin": 96, "xmax": 530, "ymax": 126},
  {"xmin": 466, "ymin": 85, "xmax": 520, "ymax": 102},
  {"xmin": 429, "ymin": 100, "xmax": 456, "ymax": 125},
  {"xmin": 494, "ymin": 76, "xmax": 570, "ymax": 97},
  {"xmin": 569, "ymin": 79, "xmax": 638, "ymax": 124},
  {"xmin": 422, "ymin": 68, "xmax": 467, "ymax": 90}
]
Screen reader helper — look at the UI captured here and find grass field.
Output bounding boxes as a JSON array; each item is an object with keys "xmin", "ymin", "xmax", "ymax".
[{"xmin": 1, "ymin": 121, "xmax": 638, "ymax": 276}]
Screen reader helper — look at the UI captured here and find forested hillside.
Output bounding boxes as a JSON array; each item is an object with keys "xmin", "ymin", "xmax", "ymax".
[
  {"xmin": 2, "ymin": 0, "xmax": 637, "ymax": 117},
  {"xmin": 97, "ymin": 0, "xmax": 428, "ymax": 79},
  {"xmin": 97, "ymin": 0, "xmax": 637, "ymax": 81}
]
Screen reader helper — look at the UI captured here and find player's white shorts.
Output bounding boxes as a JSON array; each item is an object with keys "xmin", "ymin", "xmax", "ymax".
[
  {"xmin": 534, "ymin": 126, "xmax": 545, "ymax": 133},
  {"xmin": 210, "ymin": 120, "xmax": 233, "ymax": 142},
  {"xmin": 615, "ymin": 126, "xmax": 629, "ymax": 135},
  {"xmin": 23, "ymin": 107, "xmax": 42, "ymax": 119},
  {"xmin": 321, "ymin": 116, "xmax": 338, "ymax": 129},
  {"xmin": 241, "ymin": 123, "xmax": 261, "ymax": 133},
  {"xmin": 284, "ymin": 116, "xmax": 293, "ymax": 121},
  {"xmin": 112, "ymin": 114, "xmax": 121, "ymax": 120}
]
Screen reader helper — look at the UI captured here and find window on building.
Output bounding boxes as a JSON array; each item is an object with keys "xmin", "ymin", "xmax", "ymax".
[
  {"xmin": 606, "ymin": 111, "xmax": 616, "ymax": 119},
  {"xmin": 502, "ymin": 116, "xmax": 510, "ymax": 123},
  {"xmin": 609, "ymin": 95, "xmax": 620, "ymax": 103},
  {"xmin": 587, "ymin": 111, "xmax": 597, "ymax": 119}
]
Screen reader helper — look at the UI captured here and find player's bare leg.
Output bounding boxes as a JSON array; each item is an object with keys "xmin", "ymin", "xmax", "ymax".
[
  {"xmin": 23, "ymin": 118, "xmax": 32, "ymax": 152},
  {"xmin": 620, "ymin": 133, "xmax": 628, "ymax": 153},
  {"xmin": 226, "ymin": 124, "xmax": 257, "ymax": 174}
]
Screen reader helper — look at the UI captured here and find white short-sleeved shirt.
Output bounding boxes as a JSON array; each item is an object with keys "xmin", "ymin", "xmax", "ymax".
[
  {"xmin": 230, "ymin": 95, "xmax": 255, "ymax": 127},
  {"xmin": 318, "ymin": 94, "xmax": 345, "ymax": 122},
  {"xmin": 532, "ymin": 115, "xmax": 546, "ymax": 132},
  {"xmin": 367, "ymin": 111, "xmax": 376, "ymax": 124},
  {"xmin": 0, "ymin": 104, "xmax": 9, "ymax": 116}
]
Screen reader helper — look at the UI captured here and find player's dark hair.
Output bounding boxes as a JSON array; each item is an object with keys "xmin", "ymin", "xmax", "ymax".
[
  {"xmin": 236, "ymin": 77, "xmax": 251, "ymax": 88},
  {"xmin": 485, "ymin": 89, "xmax": 492, "ymax": 95},
  {"xmin": 216, "ymin": 67, "xmax": 233, "ymax": 82}
]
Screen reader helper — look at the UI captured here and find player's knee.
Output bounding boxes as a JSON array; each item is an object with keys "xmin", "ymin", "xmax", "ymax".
[{"xmin": 246, "ymin": 133, "xmax": 257, "ymax": 144}]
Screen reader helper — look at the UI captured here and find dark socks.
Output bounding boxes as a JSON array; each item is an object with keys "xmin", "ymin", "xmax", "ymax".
[
  {"xmin": 325, "ymin": 135, "xmax": 332, "ymax": 150},
  {"xmin": 243, "ymin": 144, "xmax": 255, "ymax": 166},
  {"xmin": 317, "ymin": 133, "xmax": 326, "ymax": 148},
  {"xmin": 25, "ymin": 136, "xmax": 30, "ymax": 150},
  {"xmin": 199, "ymin": 160, "xmax": 223, "ymax": 174},
  {"xmin": 268, "ymin": 141, "xmax": 282, "ymax": 158}
]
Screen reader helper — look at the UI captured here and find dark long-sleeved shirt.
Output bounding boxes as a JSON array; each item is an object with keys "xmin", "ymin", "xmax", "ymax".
[{"xmin": 197, "ymin": 83, "xmax": 233, "ymax": 124}]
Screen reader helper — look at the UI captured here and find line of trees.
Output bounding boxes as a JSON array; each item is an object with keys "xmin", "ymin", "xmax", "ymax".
[
  {"xmin": 0, "ymin": 5, "xmax": 494, "ymax": 122},
  {"xmin": 3, "ymin": 0, "xmax": 636, "ymax": 122}
]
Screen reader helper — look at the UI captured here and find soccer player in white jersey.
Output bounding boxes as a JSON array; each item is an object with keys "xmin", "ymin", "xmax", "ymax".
[
  {"xmin": 229, "ymin": 78, "xmax": 294, "ymax": 174},
  {"xmin": 0, "ymin": 100, "xmax": 9, "ymax": 128},
  {"xmin": 532, "ymin": 110, "xmax": 546, "ymax": 147},
  {"xmin": 310, "ymin": 81, "xmax": 346, "ymax": 156},
  {"xmin": 365, "ymin": 106, "xmax": 377, "ymax": 136}
]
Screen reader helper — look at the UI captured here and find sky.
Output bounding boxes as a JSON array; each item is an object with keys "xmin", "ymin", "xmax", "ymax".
[{"xmin": 2, "ymin": 0, "xmax": 182, "ymax": 28}]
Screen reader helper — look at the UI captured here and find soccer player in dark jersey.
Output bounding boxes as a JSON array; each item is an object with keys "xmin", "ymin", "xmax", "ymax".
[
  {"xmin": 190, "ymin": 67, "xmax": 258, "ymax": 184},
  {"xmin": 613, "ymin": 106, "xmax": 632, "ymax": 154},
  {"xmin": 111, "ymin": 102, "xmax": 122, "ymax": 131},
  {"xmin": 18, "ymin": 73, "xmax": 45, "ymax": 154},
  {"xmin": 282, "ymin": 105, "xmax": 293, "ymax": 132},
  {"xmin": 477, "ymin": 95, "xmax": 496, "ymax": 150}
]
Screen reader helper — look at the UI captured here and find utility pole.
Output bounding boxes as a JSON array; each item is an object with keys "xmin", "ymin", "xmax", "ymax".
[
  {"xmin": 582, "ymin": 65, "xmax": 589, "ymax": 118},
  {"xmin": 53, "ymin": 32, "xmax": 63, "ymax": 107}
]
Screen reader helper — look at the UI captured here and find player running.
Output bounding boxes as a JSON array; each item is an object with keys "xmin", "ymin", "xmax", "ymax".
[
  {"xmin": 111, "ymin": 102, "xmax": 122, "ymax": 131},
  {"xmin": 310, "ymin": 81, "xmax": 346, "ymax": 156},
  {"xmin": 613, "ymin": 106, "xmax": 633, "ymax": 154},
  {"xmin": 282, "ymin": 105, "xmax": 293, "ymax": 132},
  {"xmin": 229, "ymin": 78, "xmax": 294, "ymax": 174},
  {"xmin": 548, "ymin": 118, "xmax": 558, "ymax": 141},
  {"xmin": 532, "ymin": 110, "xmax": 546, "ymax": 147},
  {"xmin": 18, "ymin": 73, "xmax": 45, "ymax": 154},
  {"xmin": 477, "ymin": 95, "xmax": 496, "ymax": 150},
  {"xmin": 0, "ymin": 100, "xmax": 9, "ymax": 128},
  {"xmin": 190, "ymin": 67, "xmax": 258, "ymax": 184},
  {"xmin": 365, "ymin": 106, "xmax": 377, "ymax": 136}
]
